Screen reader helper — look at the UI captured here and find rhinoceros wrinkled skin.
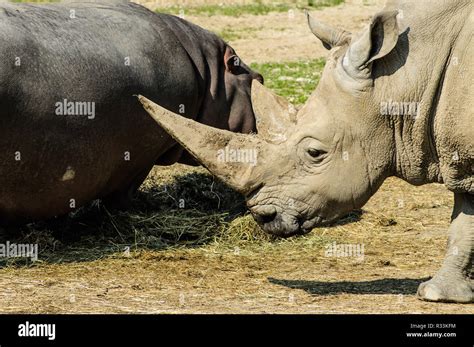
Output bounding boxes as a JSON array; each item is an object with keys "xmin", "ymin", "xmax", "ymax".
[
  {"xmin": 139, "ymin": 0, "xmax": 473, "ymax": 303},
  {"xmin": 0, "ymin": 2, "xmax": 262, "ymax": 221}
]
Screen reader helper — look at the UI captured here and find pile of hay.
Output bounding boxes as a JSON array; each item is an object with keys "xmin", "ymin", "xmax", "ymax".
[{"xmin": 0, "ymin": 165, "xmax": 271, "ymax": 266}]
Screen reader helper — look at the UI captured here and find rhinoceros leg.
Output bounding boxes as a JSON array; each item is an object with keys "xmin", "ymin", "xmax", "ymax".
[{"xmin": 417, "ymin": 193, "xmax": 473, "ymax": 303}]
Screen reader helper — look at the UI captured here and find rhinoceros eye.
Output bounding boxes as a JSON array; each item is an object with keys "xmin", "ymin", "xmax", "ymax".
[
  {"xmin": 307, "ymin": 148, "xmax": 324, "ymax": 159},
  {"xmin": 298, "ymin": 137, "xmax": 328, "ymax": 167}
]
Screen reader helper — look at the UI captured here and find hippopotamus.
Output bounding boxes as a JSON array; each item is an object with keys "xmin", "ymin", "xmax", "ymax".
[{"xmin": 0, "ymin": 1, "xmax": 262, "ymax": 222}]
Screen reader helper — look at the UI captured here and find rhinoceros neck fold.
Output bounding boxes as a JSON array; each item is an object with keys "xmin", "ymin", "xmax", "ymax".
[{"xmin": 375, "ymin": 0, "xmax": 472, "ymax": 186}]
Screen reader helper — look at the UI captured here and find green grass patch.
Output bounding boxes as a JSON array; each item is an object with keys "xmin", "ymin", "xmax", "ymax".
[
  {"xmin": 251, "ymin": 58, "xmax": 326, "ymax": 105},
  {"xmin": 156, "ymin": 0, "xmax": 345, "ymax": 17},
  {"xmin": 216, "ymin": 25, "xmax": 263, "ymax": 42},
  {"xmin": 158, "ymin": 3, "xmax": 290, "ymax": 17}
]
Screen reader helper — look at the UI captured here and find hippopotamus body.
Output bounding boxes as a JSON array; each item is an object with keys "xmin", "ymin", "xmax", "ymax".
[{"xmin": 0, "ymin": 2, "xmax": 261, "ymax": 221}]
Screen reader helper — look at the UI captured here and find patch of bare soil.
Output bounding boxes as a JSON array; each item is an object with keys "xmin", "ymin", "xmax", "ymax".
[
  {"xmin": 136, "ymin": 1, "xmax": 382, "ymax": 63},
  {"xmin": 169, "ymin": 2, "xmax": 380, "ymax": 63}
]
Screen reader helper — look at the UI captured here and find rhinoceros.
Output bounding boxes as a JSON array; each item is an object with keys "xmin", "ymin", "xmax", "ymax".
[
  {"xmin": 0, "ymin": 2, "xmax": 262, "ymax": 222},
  {"xmin": 138, "ymin": 0, "xmax": 473, "ymax": 303}
]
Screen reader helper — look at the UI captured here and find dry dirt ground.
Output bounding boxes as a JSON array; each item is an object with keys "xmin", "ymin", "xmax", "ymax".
[
  {"xmin": 155, "ymin": 1, "xmax": 383, "ymax": 63},
  {"xmin": 0, "ymin": 1, "xmax": 472, "ymax": 314}
]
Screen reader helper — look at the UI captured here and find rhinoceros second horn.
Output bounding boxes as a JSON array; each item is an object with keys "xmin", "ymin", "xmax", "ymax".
[{"xmin": 250, "ymin": 80, "xmax": 296, "ymax": 143}]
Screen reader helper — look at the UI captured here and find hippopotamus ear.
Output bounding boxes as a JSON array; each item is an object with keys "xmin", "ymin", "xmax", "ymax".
[
  {"xmin": 345, "ymin": 10, "xmax": 400, "ymax": 77},
  {"xmin": 225, "ymin": 55, "xmax": 241, "ymax": 74},
  {"xmin": 224, "ymin": 46, "xmax": 242, "ymax": 74}
]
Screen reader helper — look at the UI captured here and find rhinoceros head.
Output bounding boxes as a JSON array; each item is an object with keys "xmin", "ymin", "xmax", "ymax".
[{"xmin": 138, "ymin": 10, "xmax": 401, "ymax": 237}]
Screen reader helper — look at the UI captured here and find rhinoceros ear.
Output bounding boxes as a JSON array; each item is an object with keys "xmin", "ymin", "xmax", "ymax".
[
  {"xmin": 345, "ymin": 10, "xmax": 400, "ymax": 77},
  {"xmin": 306, "ymin": 10, "xmax": 351, "ymax": 49},
  {"xmin": 251, "ymin": 80, "xmax": 296, "ymax": 143}
]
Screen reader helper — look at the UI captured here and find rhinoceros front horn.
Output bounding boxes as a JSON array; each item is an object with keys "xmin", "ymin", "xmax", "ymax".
[{"xmin": 137, "ymin": 95, "xmax": 268, "ymax": 195}]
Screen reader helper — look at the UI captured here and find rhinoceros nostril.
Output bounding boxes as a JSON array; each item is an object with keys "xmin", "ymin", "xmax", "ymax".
[
  {"xmin": 260, "ymin": 211, "xmax": 277, "ymax": 224},
  {"xmin": 251, "ymin": 206, "xmax": 277, "ymax": 224}
]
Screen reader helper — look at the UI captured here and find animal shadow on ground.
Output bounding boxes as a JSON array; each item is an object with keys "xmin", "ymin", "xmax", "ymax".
[
  {"xmin": 0, "ymin": 172, "xmax": 247, "ymax": 266},
  {"xmin": 268, "ymin": 277, "xmax": 431, "ymax": 296}
]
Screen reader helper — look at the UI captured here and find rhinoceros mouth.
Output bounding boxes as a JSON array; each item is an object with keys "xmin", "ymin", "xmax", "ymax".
[
  {"xmin": 257, "ymin": 212, "xmax": 325, "ymax": 238},
  {"xmin": 300, "ymin": 215, "xmax": 324, "ymax": 233},
  {"xmin": 260, "ymin": 216, "xmax": 300, "ymax": 237}
]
